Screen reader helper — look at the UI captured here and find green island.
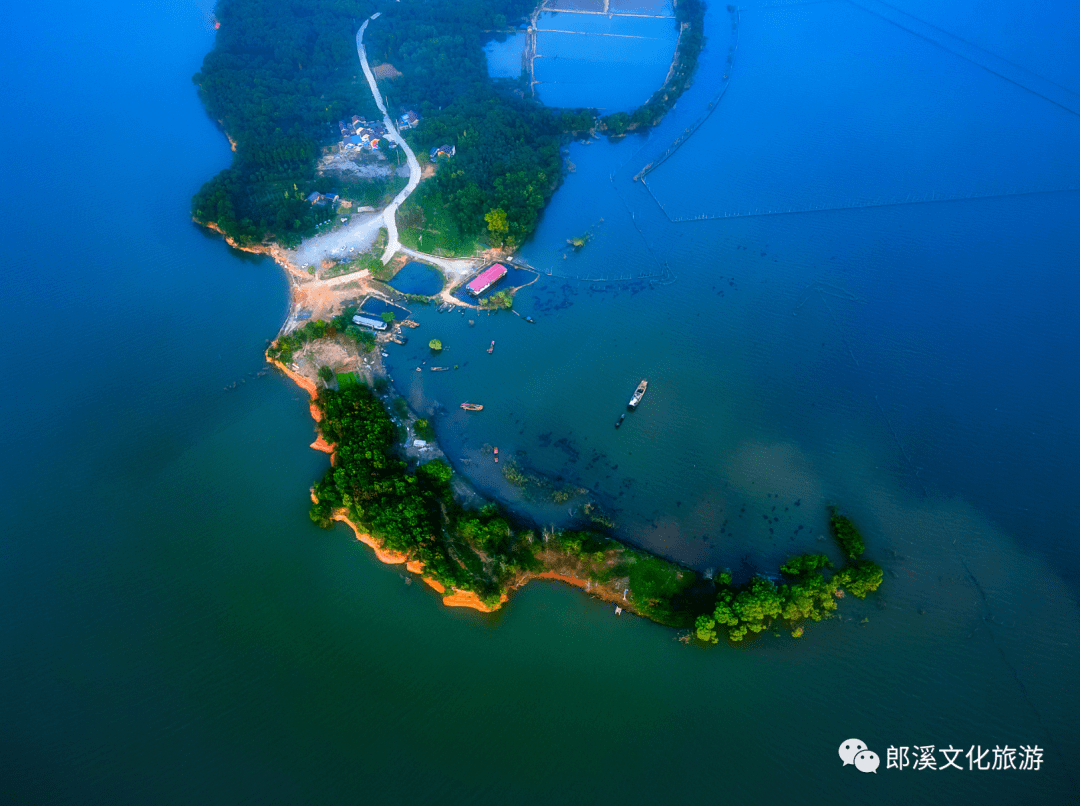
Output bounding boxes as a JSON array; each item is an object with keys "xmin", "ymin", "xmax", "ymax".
[{"xmin": 194, "ymin": 0, "xmax": 882, "ymax": 639}]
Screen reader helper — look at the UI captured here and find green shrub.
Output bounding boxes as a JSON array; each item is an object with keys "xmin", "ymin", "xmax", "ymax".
[{"xmin": 829, "ymin": 508, "xmax": 866, "ymax": 559}]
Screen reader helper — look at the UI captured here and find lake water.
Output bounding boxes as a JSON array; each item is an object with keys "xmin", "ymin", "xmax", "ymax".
[{"xmin": 3, "ymin": 0, "xmax": 1078, "ymax": 803}]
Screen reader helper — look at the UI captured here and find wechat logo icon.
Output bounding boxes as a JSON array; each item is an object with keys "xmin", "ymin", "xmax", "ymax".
[{"xmin": 839, "ymin": 739, "xmax": 880, "ymax": 773}]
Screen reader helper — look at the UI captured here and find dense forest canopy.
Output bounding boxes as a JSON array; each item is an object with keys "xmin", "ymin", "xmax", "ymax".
[{"xmin": 192, "ymin": 0, "xmax": 383, "ymax": 246}]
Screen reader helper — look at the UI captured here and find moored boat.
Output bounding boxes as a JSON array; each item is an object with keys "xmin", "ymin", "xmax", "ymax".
[
  {"xmin": 628, "ymin": 379, "xmax": 648, "ymax": 409},
  {"xmin": 430, "ymin": 366, "xmax": 449, "ymax": 371},
  {"xmin": 487, "ymin": 340, "xmax": 495, "ymax": 353},
  {"xmin": 460, "ymin": 403, "xmax": 483, "ymax": 411},
  {"xmin": 494, "ymin": 446, "xmax": 499, "ymax": 463},
  {"xmin": 615, "ymin": 413, "xmax": 626, "ymax": 428}
]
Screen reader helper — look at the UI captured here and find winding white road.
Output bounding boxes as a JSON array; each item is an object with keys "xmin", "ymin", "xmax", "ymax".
[{"xmin": 356, "ymin": 14, "xmax": 422, "ymax": 264}]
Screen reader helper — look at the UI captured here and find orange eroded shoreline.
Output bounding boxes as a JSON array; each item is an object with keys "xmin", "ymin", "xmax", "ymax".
[
  {"xmin": 200, "ymin": 222, "xmax": 309, "ymax": 280},
  {"xmin": 280, "ymin": 354, "xmax": 515, "ymax": 612}
]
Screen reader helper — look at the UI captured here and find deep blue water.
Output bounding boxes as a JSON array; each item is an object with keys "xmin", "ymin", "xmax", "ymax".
[{"xmin": 3, "ymin": 0, "xmax": 1079, "ymax": 803}]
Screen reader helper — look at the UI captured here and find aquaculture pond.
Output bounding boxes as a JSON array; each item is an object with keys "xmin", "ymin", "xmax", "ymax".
[
  {"xmin": 534, "ymin": 12, "xmax": 679, "ymax": 111},
  {"xmin": 483, "ymin": 8, "xmax": 679, "ymax": 111},
  {"xmin": 389, "ymin": 261, "xmax": 444, "ymax": 296}
]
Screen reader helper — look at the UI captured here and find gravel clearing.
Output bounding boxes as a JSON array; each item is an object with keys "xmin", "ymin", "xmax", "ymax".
[{"xmin": 286, "ymin": 212, "xmax": 384, "ymax": 270}]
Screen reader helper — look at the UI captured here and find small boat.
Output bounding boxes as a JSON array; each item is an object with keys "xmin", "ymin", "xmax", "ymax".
[
  {"xmin": 523, "ymin": 316, "xmax": 535, "ymax": 324},
  {"xmin": 615, "ymin": 413, "xmax": 626, "ymax": 428},
  {"xmin": 487, "ymin": 340, "xmax": 495, "ymax": 353},
  {"xmin": 460, "ymin": 403, "xmax": 483, "ymax": 411},
  {"xmin": 494, "ymin": 446, "xmax": 499, "ymax": 463},
  {"xmin": 430, "ymin": 366, "xmax": 449, "ymax": 372},
  {"xmin": 627, "ymin": 378, "xmax": 648, "ymax": 409}
]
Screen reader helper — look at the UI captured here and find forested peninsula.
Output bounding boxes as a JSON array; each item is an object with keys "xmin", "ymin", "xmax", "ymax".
[{"xmin": 194, "ymin": 0, "xmax": 882, "ymax": 642}]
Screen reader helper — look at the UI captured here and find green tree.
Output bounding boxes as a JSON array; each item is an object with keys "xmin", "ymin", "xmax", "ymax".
[
  {"xmin": 380, "ymin": 311, "xmax": 395, "ymax": 324},
  {"xmin": 781, "ymin": 574, "xmax": 838, "ymax": 622},
  {"xmin": 780, "ymin": 554, "xmax": 833, "ymax": 577},
  {"xmin": 485, "ymin": 208, "xmax": 509, "ymax": 241},
  {"xmin": 416, "ymin": 458, "xmax": 452, "ymax": 489},
  {"xmin": 830, "ymin": 508, "xmax": 866, "ymax": 559},
  {"xmin": 835, "ymin": 560, "xmax": 884, "ymax": 598},
  {"xmin": 317, "ymin": 365, "xmax": 334, "ymax": 383},
  {"xmin": 695, "ymin": 614, "xmax": 718, "ymax": 643},
  {"xmin": 482, "ymin": 290, "xmax": 513, "ymax": 310},
  {"xmin": 429, "ymin": 338, "xmax": 442, "ymax": 352}
]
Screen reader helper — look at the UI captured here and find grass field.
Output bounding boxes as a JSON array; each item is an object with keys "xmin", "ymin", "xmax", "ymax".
[
  {"xmin": 398, "ymin": 195, "xmax": 483, "ymax": 258},
  {"xmin": 336, "ymin": 371, "xmax": 360, "ymax": 388}
]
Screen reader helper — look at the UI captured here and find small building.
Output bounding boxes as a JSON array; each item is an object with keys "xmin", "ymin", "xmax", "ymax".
[
  {"xmin": 306, "ymin": 192, "xmax": 323, "ymax": 204},
  {"xmin": 429, "ymin": 144, "xmax": 456, "ymax": 161},
  {"xmin": 466, "ymin": 263, "xmax": 508, "ymax": 296},
  {"xmin": 352, "ymin": 314, "xmax": 387, "ymax": 331}
]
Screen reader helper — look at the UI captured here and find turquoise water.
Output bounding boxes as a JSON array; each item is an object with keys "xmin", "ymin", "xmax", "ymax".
[{"xmin": 3, "ymin": 0, "xmax": 1079, "ymax": 803}]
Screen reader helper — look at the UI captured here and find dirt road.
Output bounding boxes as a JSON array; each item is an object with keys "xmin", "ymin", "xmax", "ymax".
[{"xmin": 356, "ymin": 14, "xmax": 422, "ymax": 264}]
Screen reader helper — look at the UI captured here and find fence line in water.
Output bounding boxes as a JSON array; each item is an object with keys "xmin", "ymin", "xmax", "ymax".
[{"xmin": 641, "ymin": 184, "xmax": 1080, "ymax": 222}]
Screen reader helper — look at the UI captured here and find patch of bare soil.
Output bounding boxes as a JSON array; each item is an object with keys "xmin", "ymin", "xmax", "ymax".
[
  {"xmin": 371, "ymin": 62, "xmax": 403, "ymax": 79},
  {"xmin": 292, "ymin": 278, "xmax": 366, "ymax": 322},
  {"xmin": 295, "ymin": 338, "xmax": 356, "ymax": 373},
  {"xmin": 509, "ymin": 546, "xmax": 635, "ymax": 613}
]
